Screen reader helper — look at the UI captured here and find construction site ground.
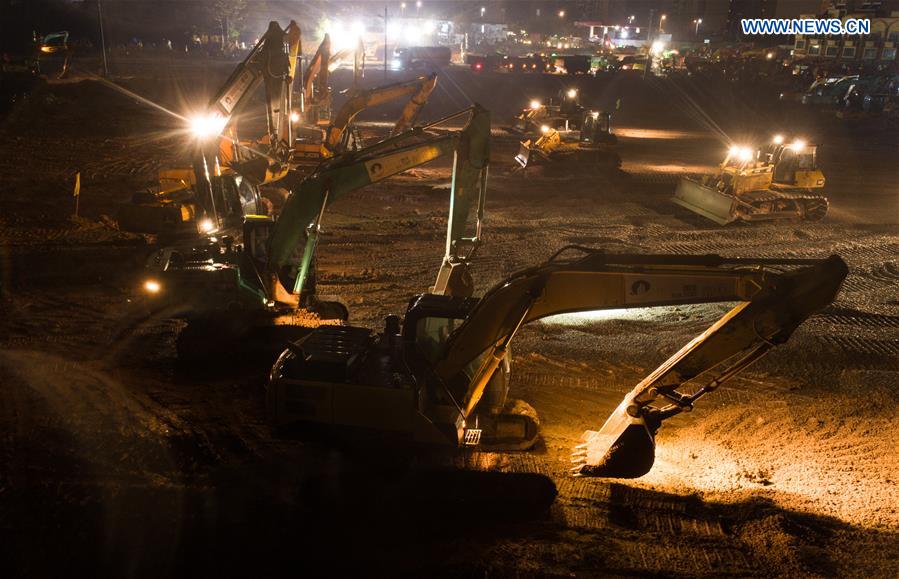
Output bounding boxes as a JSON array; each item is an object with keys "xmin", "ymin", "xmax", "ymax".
[{"xmin": 1, "ymin": 60, "xmax": 897, "ymax": 576}]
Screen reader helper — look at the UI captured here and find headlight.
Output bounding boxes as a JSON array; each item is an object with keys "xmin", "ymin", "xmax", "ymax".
[
  {"xmin": 772, "ymin": 134, "xmax": 784, "ymax": 145},
  {"xmin": 530, "ymin": 99, "xmax": 541, "ymax": 110},
  {"xmin": 290, "ymin": 111, "xmax": 300, "ymax": 123},
  {"xmin": 789, "ymin": 139, "xmax": 806, "ymax": 152},
  {"xmin": 144, "ymin": 280, "xmax": 161, "ymax": 294},
  {"xmin": 198, "ymin": 218, "xmax": 216, "ymax": 234},
  {"xmin": 188, "ymin": 113, "xmax": 227, "ymax": 139},
  {"xmin": 566, "ymin": 88, "xmax": 578, "ymax": 99},
  {"xmin": 540, "ymin": 125, "xmax": 550, "ymax": 133}
]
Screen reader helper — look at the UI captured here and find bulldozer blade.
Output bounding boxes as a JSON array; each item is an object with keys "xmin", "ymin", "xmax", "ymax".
[
  {"xmin": 672, "ymin": 178, "xmax": 736, "ymax": 225},
  {"xmin": 515, "ymin": 141, "xmax": 534, "ymax": 168},
  {"xmin": 571, "ymin": 397, "xmax": 656, "ymax": 478}
]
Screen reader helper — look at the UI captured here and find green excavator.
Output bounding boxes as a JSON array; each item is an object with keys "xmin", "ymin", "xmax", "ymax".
[{"xmin": 140, "ymin": 105, "xmax": 491, "ymax": 357}]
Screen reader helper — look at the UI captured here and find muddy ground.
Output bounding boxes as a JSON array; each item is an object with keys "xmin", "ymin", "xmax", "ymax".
[{"xmin": 1, "ymin": 58, "xmax": 897, "ymax": 576}]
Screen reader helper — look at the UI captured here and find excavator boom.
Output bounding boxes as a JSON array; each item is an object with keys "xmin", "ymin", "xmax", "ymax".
[
  {"xmin": 266, "ymin": 105, "xmax": 490, "ymax": 300},
  {"xmin": 430, "ymin": 248, "xmax": 846, "ymax": 476},
  {"xmin": 320, "ymin": 74, "xmax": 438, "ymax": 157}
]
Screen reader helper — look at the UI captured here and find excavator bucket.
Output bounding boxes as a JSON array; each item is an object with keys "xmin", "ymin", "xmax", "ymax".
[
  {"xmin": 572, "ymin": 397, "xmax": 657, "ymax": 478},
  {"xmin": 515, "ymin": 140, "xmax": 534, "ymax": 168},
  {"xmin": 672, "ymin": 177, "xmax": 737, "ymax": 225}
]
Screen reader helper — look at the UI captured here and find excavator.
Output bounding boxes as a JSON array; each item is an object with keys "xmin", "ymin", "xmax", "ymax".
[
  {"xmin": 515, "ymin": 110, "xmax": 620, "ymax": 170},
  {"xmin": 140, "ymin": 105, "xmax": 490, "ymax": 355},
  {"xmin": 267, "ymin": 246, "xmax": 846, "ymax": 478},
  {"xmin": 318, "ymin": 73, "xmax": 438, "ymax": 158},
  {"xmin": 673, "ymin": 135, "xmax": 829, "ymax": 225},
  {"xmin": 118, "ymin": 20, "xmax": 302, "ymax": 236}
]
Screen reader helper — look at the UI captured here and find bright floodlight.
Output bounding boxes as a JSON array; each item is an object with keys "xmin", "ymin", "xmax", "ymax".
[
  {"xmin": 143, "ymin": 279, "xmax": 161, "ymax": 294},
  {"xmin": 729, "ymin": 145, "xmax": 740, "ymax": 156},
  {"xmin": 188, "ymin": 113, "xmax": 227, "ymax": 139},
  {"xmin": 772, "ymin": 134, "xmax": 784, "ymax": 145},
  {"xmin": 325, "ymin": 19, "xmax": 365, "ymax": 51},
  {"xmin": 540, "ymin": 124, "xmax": 550, "ymax": 133},
  {"xmin": 651, "ymin": 40, "xmax": 665, "ymax": 55},
  {"xmin": 290, "ymin": 111, "xmax": 300, "ymax": 123},
  {"xmin": 789, "ymin": 139, "xmax": 806, "ymax": 152},
  {"xmin": 566, "ymin": 88, "xmax": 578, "ymax": 99},
  {"xmin": 530, "ymin": 99, "xmax": 541, "ymax": 110},
  {"xmin": 738, "ymin": 147, "xmax": 754, "ymax": 161},
  {"xmin": 198, "ymin": 218, "xmax": 216, "ymax": 234}
]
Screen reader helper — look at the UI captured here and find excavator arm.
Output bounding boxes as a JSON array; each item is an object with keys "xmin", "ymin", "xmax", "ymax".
[
  {"xmin": 431, "ymin": 247, "xmax": 847, "ymax": 477},
  {"xmin": 320, "ymin": 74, "xmax": 438, "ymax": 157},
  {"xmin": 207, "ymin": 20, "xmax": 301, "ymax": 156},
  {"xmin": 265, "ymin": 105, "xmax": 490, "ymax": 302},
  {"xmin": 300, "ymin": 34, "xmax": 331, "ymax": 122}
]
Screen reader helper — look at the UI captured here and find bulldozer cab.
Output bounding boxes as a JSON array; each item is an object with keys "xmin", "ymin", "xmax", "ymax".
[
  {"xmin": 772, "ymin": 145, "xmax": 818, "ymax": 184},
  {"xmin": 580, "ymin": 111, "xmax": 612, "ymax": 146}
]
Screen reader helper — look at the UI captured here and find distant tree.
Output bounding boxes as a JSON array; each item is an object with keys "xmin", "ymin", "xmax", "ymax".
[{"xmin": 209, "ymin": 0, "xmax": 247, "ymax": 49}]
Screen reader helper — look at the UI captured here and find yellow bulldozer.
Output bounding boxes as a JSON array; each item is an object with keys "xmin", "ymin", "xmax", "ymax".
[
  {"xmin": 673, "ymin": 135, "xmax": 829, "ymax": 225},
  {"xmin": 515, "ymin": 110, "xmax": 620, "ymax": 170}
]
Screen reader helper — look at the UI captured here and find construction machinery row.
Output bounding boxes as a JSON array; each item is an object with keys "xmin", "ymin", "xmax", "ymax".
[{"xmin": 136, "ymin": 20, "xmax": 847, "ymax": 482}]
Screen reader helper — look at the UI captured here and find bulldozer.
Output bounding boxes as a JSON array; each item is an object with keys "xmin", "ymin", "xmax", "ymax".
[
  {"xmin": 515, "ymin": 110, "xmax": 620, "ymax": 170},
  {"xmin": 267, "ymin": 246, "xmax": 847, "ymax": 478},
  {"xmin": 673, "ymin": 136, "xmax": 829, "ymax": 225},
  {"xmin": 513, "ymin": 88, "xmax": 584, "ymax": 133},
  {"xmin": 139, "ymin": 105, "xmax": 490, "ymax": 356}
]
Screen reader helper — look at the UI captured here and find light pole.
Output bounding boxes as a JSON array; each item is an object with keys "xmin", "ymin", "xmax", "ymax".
[
  {"xmin": 694, "ymin": 18, "xmax": 703, "ymax": 36},
  {"xmin": 659, "ymin": 14, "xmax": 666, "ymax": 34},
  {"xmin": 480, "ymin": 6, "xmax": 485, "ymax": 19},
  {"xmin": 401, "ymin": 2, "xmax": 406, "ymax": 17},
  {"xmin": 416, "ymin": 0, "xmax": 421, "ymax": 17},
  {"xmin": 558, "ymin": 10, "xmax": 565, "ymax": 18},
  {"xmin": 97, "ymin": 0, "xmax": 108, "ymax": 76}
]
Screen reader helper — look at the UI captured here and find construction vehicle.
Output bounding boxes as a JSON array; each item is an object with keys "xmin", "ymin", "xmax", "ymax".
[
  {"xmin": 515, "ymin": 110, "xmax": 620, "ymax": 170},
  {"xmin": 514, "ymin": 87, "xmax": 584, "ymax": 132},
  {"xmin": 140, "ymin": 105, "xmax": 490, "ymax": 355},
  {"xmin": 34, "ymin": 31, "xmax": 72, "ymax": 79},
  {"xmin": 267, "ymin": 246, "xmax": 847, "ymax": 478},
  {"xmin": 391, "ymin": 46, "xmax": 451, "ymax": 70},
  {"xmin": 119, "ymin": 20, "xmax": 302, "ymax": 236},
  {"xmin": 291, "ymin": 34, "xmax": 366, "ymax": 161},
  {"xmin": 673, "ymin": 136, "xmax": 829, "ymax": 225},
  {"xmin": 319, "ymin": 74, "xmax": 438, "ymax": 158}
]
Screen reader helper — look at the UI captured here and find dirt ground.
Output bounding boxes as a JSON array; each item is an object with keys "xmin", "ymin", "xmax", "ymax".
[{"xmin": 1, "ymin": 58, "xmax": 897, "ymax": 576}]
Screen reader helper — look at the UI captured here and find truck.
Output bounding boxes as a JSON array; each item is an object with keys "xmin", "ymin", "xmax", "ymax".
[{"xmin": 391, "ymin": 46, "xmax": 451, "ymax": 70}]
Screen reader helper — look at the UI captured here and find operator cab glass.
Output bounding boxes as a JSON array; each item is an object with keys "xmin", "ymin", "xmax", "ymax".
[
  {"xmin": 774, "ymin": 145, "xmax": 817, "ymax": 182},
  {"xmin": 243, "ymin": 217, "xmax": 273, "ymax": 263},
  {"xmin": 581, "ymin": 111, "xmax": 610, "ymax": 144}
]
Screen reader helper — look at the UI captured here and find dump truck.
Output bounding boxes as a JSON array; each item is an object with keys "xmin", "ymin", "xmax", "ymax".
[{"xmin": 673, "ymin": 136, "xmax": 829, "ymax": 225}]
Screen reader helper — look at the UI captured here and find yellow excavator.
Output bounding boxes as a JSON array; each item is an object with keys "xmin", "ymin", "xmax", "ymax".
[
  {"xmin": 268, "ymin": 247, "xmax": 846, "ymax": 478},
  {"xmin": 673, "ymin": 135, "xmax": 829, "ymax": 225},
  {"xmin": 119, "ymin": 20, "xmax": 302, "ymax": 236},
  {"xmin": 318, "ymin": 73, "xmax": 438, "ymax": 158},
  {"xmin": 515, "ymin": 110, "xmax": 620, "ymax": 170}
]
